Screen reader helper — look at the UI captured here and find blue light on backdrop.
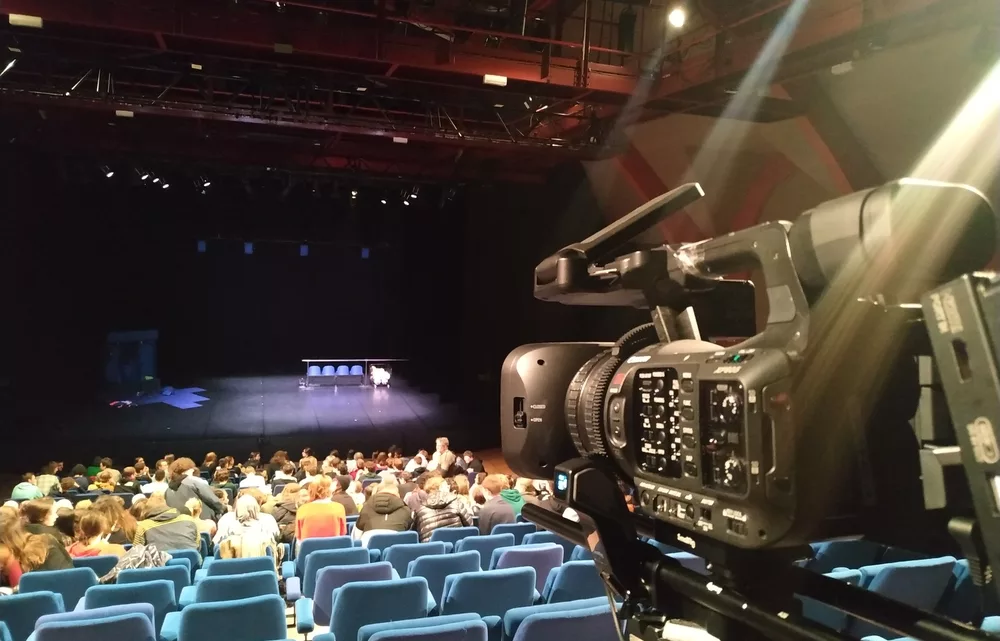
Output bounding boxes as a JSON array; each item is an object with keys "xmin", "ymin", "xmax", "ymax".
[{"xmin": 244, "ymin": 242, "xmax": 254, "ymax": 255}]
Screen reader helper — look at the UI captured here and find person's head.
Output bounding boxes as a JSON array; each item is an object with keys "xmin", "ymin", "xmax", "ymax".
[
  {"xmin": 376, "ymin": 453, "xmax": 388, "ymax": 466},
  {"xmin": 301, "ymin": 457, "xmax": 318, "ymax": 476},
  {"xmin": 338, "ymin": 463, "xmax": 349, "ymax": 475},
  {"xmin": 169, "ymin": 457, "xmax": 198, "ymax": 481},
  {"xmin": 155, "ymin": 459, "xmax": 168, "ymax": 472},
  {"xmin": 185, "ymin": 498, "xmax": 203, "ymax": 519},
  {"xmin": 163, "ymin": 454, "xmax": 175, "ymax": 465},
  {"xmin": 280, "ymin": 462, "xmax": 295, "ymax": 476},
  {"xmin": 92, "ymin": 456, "xmax": 103, "ymax": 466},
  {"xmin": 249, "ymin": 451, "xmax": 260, "ymax": 461},
  {"xmin": 154, "ymin": 468, "xmax": 166, "ymax": 482},
  {"xmin": 214, "ymin": 468, "xmax": 231, "ymax": 484},
  {"xmin": 451, "ymin": 474, "xmax": 470, "ymax": 497},
  {"xmin": 398, "ymin": 471, "xmax": 412, "ymax": 484},
  {"xmin": 239, "ymin": 488, "xmax": 267, "ymax": 506},
  {"xmin": 213, "ymin": 488, "xmax": 229, "ymax": 506},
  {"xmin": 21, "ymin": 472, "xmax": 36, "ymax": 485},
  {"xmin": 53, "ymin": 507, "xmax": 76, "ymax": 540},
  {"xmin": 202, "ymin": 452, "xmax": 217, "ymax": 467},
  {"xmin": 273, "ymin": 450, "xmax": 288, "ymax": 463},
  {"xmin": 515, "ymin": 477, "xmax": 536, "ymax": 496},
  {"xmin": 471, "ymin": 485, "xmax": 486, "ymax": 505},
  {"xmin": 334, "ymin": 475, "xmax": 352, "ymax": 493},
  {"xmin": 75, "ymin": 499, "xmax": 93, "ymax": 509},
  {"xmin": 144, "ymin": 494, "xmax": 167, "ymax": 511},
  {"xmin": 235, "ymin": 494, "xmax": 260, "ymax": 524},
  {"xmin": 424, "ymin": 476, "xmax": 447, "ymax": 494},
  {"xmin": 92, "ymin": 495, "xmax": 137, "ymax": 539},
  {"xmin": 281, "ymin": 483, "xmax": 301, "ymax": 498},
  {"xmin": 309, "ymin": 475, "xmax": 333, "ymax": 501},
  {"xmin": 349, "ymin": 480, "xmax": 363, "ymax": 494},
  {"xmin": 78, "ymin": 511, "xmax": 111, "ymax": 543},
  {"xmin": 60, "ymin": 477, "xmax": 78, "ymax": 493},
  {"xmin": 129, "ymin": 500, "xmax": 147, "ymax": 520},
  {"xmin": 353, "ymin": 452, "xmax": 364, "ymax": 463},
  {"xmin": 100, "ymin": 457, "xmax": 113, "ymax": 470},
  {"xmin": 20, "ymin": 498, "xmax": 54, "ymax": 525},
  {"xmin": 243, "ymin": 466, "xmax": 257, "ymax": 477},
  {"xmin": 481, "ymin": 474, "xmax": 508, "ymax": 500},
  {"xmin": 122, "ymin": 467, "xmax": 137, "ymax": 482},
  {"xmin": 41, "ymin": 462, "xmax": 58, "ymax": 475},
  {"xmin": 374, "ymin": 480, "xmax": 400, "ymax": 497},
  {"xmin": 364, "ymin": 461, "xmax": 377, "ymax": 474},
  {"xmin": 435, "ymin": 437, "xmax": 449, "ymax": 454},
  {"xmin": 329, "ymin": 449, "xmax": 340, "ymax": 459},
  {"xmin": 71, "ymin": 464, "xmax": 88, "ymax": 477},
  {"xmin": 95, "ymin": 470, "xmax": 115, "ymax": 487},
  {"xmin": 135, "ymin": 457, "xmax": 145, "ymax": 467},
  {"xmin": 475, "ymin": 472, "xmax": 486, "ymax": 486},
  {"xmin": 302, "ymin": 447, "xmax": 313, "ymax": 458},
  {"xmin": 463, "ymin": 450, "xmax": 475, "ymax": 464},
  {"xmin": 0, "ymin": 512, "xmax": 42, "ymax": 570},
  {"xmin": 135, "ymin": 461, "xmax": 147, "ymax": 476}
]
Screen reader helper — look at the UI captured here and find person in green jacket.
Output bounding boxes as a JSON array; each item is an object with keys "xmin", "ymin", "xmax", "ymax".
[
  {"xmin": 11, "ymin": 473, "xmax": 44, "ymax": 500},
  {"xmin": 499, "ymin": 487, "xmax": 525, "ymax": 517}
]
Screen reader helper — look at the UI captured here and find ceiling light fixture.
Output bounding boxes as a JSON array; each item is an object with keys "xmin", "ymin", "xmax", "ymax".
[
  {"xmin": 483, "ymin": 74, "xmax": 508, "ymax": 87},
  {"xmin": 668, "ymin": 7, "xmax": 687, "ymax": 29}
]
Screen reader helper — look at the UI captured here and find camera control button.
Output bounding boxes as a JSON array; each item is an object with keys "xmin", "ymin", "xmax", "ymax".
[
  {"xmin": 681, "ymin": 378, "xmax": 695, "ymax": 393},
  {"xmin": 681, "ymin": 407, "xmax": 695, "ymax": 420}
]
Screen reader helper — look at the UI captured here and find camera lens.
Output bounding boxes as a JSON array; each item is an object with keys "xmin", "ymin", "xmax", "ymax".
[{"xmin": 564, "ymin": 351, "xmax": 616, "ymax": 457}]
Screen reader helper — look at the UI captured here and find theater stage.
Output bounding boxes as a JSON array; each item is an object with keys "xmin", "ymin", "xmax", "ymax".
[{"xmin": 30, "ymin": 376, "xmax": 478, "ymax": 467}]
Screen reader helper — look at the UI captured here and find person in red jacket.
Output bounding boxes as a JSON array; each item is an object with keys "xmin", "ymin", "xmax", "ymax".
[{"xmin": 295, "ymin": 476, "xmax": 346, "ymax": 544}]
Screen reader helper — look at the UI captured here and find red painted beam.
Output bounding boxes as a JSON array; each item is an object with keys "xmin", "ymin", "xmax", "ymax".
[
  {"xmin": 617, "ymin": 144, "xmax": 704, "ymax": 244},
  {"xmin": 0, "ymin": 0, "xmax": 636, "ymax": 95},
  {"xmin": 729, "ymin": 153, "xmax": 796, "ymax": 231}
]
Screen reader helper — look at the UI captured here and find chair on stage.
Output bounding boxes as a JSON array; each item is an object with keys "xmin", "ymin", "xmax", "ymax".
[
  {"xmin": 321, "ymin": 365, "xmax": 336, "ymax": 376},
  {"xmin": 349, "ymin": 365, "xmax": 364, "ymax": 376},
  {"xmin": 335, "ymin": 365, "xmax": 350, "ymax": 376},
  {"xmin": 307, "ymin": 365, "xmax": 322, "ymax": 377}
]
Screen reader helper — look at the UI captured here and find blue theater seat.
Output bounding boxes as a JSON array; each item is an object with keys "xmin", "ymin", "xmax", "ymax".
[
  {"xmin": 19, "ymin": 568, "xmax": 97, "ymax": 615},
  {"xmin": 542, "ymin": 561, "xmax": 606, "ymax": 604},
  {"xmin": 117, "ymin": 565, "xmax": 191, "ymax": 602},
  {"xmin": 165, "ymin": 550, "xmax": 201, "ymax": 581},
  {"xmin": 490, "ymin": 544, "xmax": 563, "ymax": 593},
  {"xmin": 799, "ymin": 569, "xmax": 863, "ymax": 632},
  {"xmin": 455, "ymin": 534, "xmax": 515, "ymax": 571},
  {"xmin": 848, "ymin": 557, "xmax": 957, "ymax": 639},
  {"xmin": 368, "ymin": 618, "xmax": 488, "ymax": 641},
  {"xmin": 503, "ymin": 597, "xmax": 612, "ymax": 641},
  {"xmin": 178, "ymin": 570, "xmax": 278, "ymax": 609},
  {"xmin": 336, "ymin": 365, "xmax": 350, "ymax": 376},
  {"xmin": 193, "ymin": 556, "xmax": 272, "ymax": 584},
  {"xmin": 350, "ymin": 364, "xmax": 364, "ymax": 376},
  {"xmin": 281, "ymin": 536, "xmax": 353, "ymax": 580},
  {"xmin": 364, "ymin": 531, "xmax": 419, "ymax": 561},
  {"xmin": 806, "ymin": 539, "xmax": 884, "ymax": 574},
  {"xmin": 320, "ymin": 365, "xmax": 335, "ymax": 376},
  {"xmin": 509, "ymin": 603, "xmax": 618, "ymax": 641},
  {"xmin": 522, "ymin": 531, "xmax": 576, "ymax": 563},
  {"xmin": 429, "ymin": 527, "xmax": 479, "ymax": 548},
  {"xmin": 407, "ymin": 551, "xmax": 482, "ymax": 611},
  {"xmin": 161, "ymin": 594, "xmax": 286, "ymax": 641},
  {"xmin": 311, "ymin": 577, "xmax": 432, "ymax": 641},
  {"xmin": 28, "ymin": 603, "xmax": 154, "ymax": 641},
  {"xmin": 72, "ymin": 555, "xmax": 119, "ymax": 578},
  {"xmin": 308, "ymin": 365, "xmax": 322, "ymax": 377},
  {"xmin": 0, "ymin": 591, "xmax": 65, "ymax": 641},
  {"xmin": 440, "ymin": 567, "xmax": 537, "ymax": 639},
  {"xmin": 491, "ymin": 523, "xmax": 536, "ymax": 545},
  {"xmin": 384, "ymin": 542, "xmax": 447, "ymax": 578},
  {"xmin": 570, "ymin": 546, "xmax": 594, "ymax": 562},
  {"xmin": 285, "ymin": 547, "xmax": 370, "ymax": 603},
  {"xmin": 297, "ymin": 562, "xmax": 397, "ymax": 633},
  {"xmin": 32, "ymin": 611, "xmax": 156, "ymax": 641},
  {"xmin": 79, "ymin": 580, "xmax": 176, "ymax": 637},
  {"xmin": 358, "ymin": 614, "xmax": 483, "ymax": 641}
]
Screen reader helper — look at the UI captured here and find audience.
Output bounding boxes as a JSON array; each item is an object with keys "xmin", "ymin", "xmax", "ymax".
[
  {"xmin": 89, "ymin": 496, "xmax": 137, "ymax": 545},
  {"xmin": 462, "ymin": 450, "xmax": 485, "ymax": 475},
  {"xmin": 133, "ymin": 494, "xmax": 199, "ymax": 550},
  {"xmin": 55, "ymin": 477, "xmax": 79, "ymax": 499},
  {"xmin": 67, "ymin": 511, "xmax": 127, "ymax": 558},
  {"xmin": 88, "ymin": 470, "xmax": 117, "ymax": 494},
  {"xmin": 449, "ymin": 474, "xmax": 478, "ymax": 515},
  {"xmin": 404, "ymin": 451, "xmax": 428, "ymax": 473},
  {"xmin": 36, "ymin": 463, "xmax": 61, "ymax": 497},
  {"xmin": 330, "ymin": 475, "xmax": 359, "ymax": 516},
  {"xmin": 70, "ymin": 464, "xmax": 90, "ymax": 491},
  {"xmin": 20, "ymin": 499, "xmax": 60, "ymax": 537},
  {"xmin": 267, "ymin": 483, "xmax": 300, "ymax": 543},
  {"xmin": 212, "ymin": 468, "xmax": 238, "ymax": 496},
  {"xmin": 295, "ymin": 476, "xmax": 347, "ymax": 543},
  {"xmin": 412, "ymin": 476, "xmax": 474, "ymax": 543},
  {"xmin": 477, "ymin": 474, "xmax": 517, "ymax": 536},
  {"xmin": 214, "ymin": 494, "xmax": 280, "ymax": 554},
  {"xmin": 298, "ymin": 457, "xmax": 320, "ymax": 486},
  {"xmin": 200, "ymin": 452, "xmax": 218, "ymax": 475},
  {"xmin": 238, "ymin": 467, "xmax": 267, "ymax": 490},
  {"xmin": 12, "ymin": 473, "xmax": 44, "ymax": 501},
  {"xmin": 186, "ymin": 499, "xmax": 218, "ymax": 537},
  {"xmin": 355, "ymin": 480, "xmax": 412, "ymax": 535},
  {"xmin": 99, "ymin": 458, "xmax": 122, "ymax": 485},
  {"xmin": 142, "ymin": 468, "xmax": 170, "ymax": 495},
  {"xmin": 272, "ymin": 462, "xmax": 297, "ymax": 483},
  {"xmin": 116, "ymin": 467, "xmax": 144, "ymax": 494},
  {"xmin": 0, "ymin": 511, "xmax": 73, "ymax": 583},
  {"xmin": 166, "ymin": 458, "xmax": 226, "ymax": 521}
]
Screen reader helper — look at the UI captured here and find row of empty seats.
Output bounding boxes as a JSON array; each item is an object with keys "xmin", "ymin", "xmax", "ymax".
[{"xmin": 306, "ymin": 365, "xmax": 364, "ymax": 377}]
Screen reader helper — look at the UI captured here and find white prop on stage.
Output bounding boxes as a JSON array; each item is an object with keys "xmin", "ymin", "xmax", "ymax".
[{"xmin": 370, "ymin": 365, "xmax": 391, "ymax": 387}]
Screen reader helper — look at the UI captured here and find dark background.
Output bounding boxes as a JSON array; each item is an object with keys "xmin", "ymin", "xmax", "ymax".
[{"xmin": 0, "ymin": 149, "xmax": 752, "ymax": 468}]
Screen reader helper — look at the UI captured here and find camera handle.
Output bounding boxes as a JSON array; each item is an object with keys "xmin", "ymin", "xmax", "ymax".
[{"xmin": 668, "ymin": 221, "xmax": 810, "ymax": 356}]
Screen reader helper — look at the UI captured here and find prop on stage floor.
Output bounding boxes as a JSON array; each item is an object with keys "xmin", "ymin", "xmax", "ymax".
[{"xmin": 301, "ymin": 358, "xmax": 406, "ymax": 388}]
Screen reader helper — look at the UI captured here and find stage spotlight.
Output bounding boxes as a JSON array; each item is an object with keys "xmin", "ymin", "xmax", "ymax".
[
  {"xmin": 100, "ymin": 165, "xmax": 114, "ymax": 178},
  {"xmin": 380, "ymin": 198, "xmax": 387, "ymax": 205},
  {"xmin": 152, "ymin": 176, "xmax": 161, "ymax": 184},
  {"xmin": 668, "ymin": 7, "xmax": 686, "ymax": 28},
  {"xmin": 202, "ymin": 178, "xmax": 211, "ymax": 188},
  {"xmin": 403, "ymin": 199, "xmax": 410, "ymax": 206},
  {"xmin": 0, "ymin": 58, "xmax": 16, "ymax": 79},
  {"xmin": 139, "ymin": 170, "xmax": 149, "ymax": 181},
  {"xmin": 162, "ymin": 182, "xmax": 170, "ymax": 189},
  {"xmin": 351, "ymin": 189, "xmax": 358, "ymax": 199},
  {"xmin": 409, "ymin": 186, "xmax": 419, "ymax": 200},
  {"xmin": 275, "ymin": 1, "xmax": 286, "ymax": 11}
]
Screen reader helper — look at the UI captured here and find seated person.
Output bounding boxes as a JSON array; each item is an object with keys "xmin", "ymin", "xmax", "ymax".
[
  {"xmin": 88, "ymin": 470, "xmax": 117, "ymax": 494},
  {"xmin": 115, "ymin": 467, "xmax": 144, "ymax": 494},
  {"xmin": 20, "ymin": 499, "xmax": 61, "ymax": 538},
  {"xmin": 412, "ymin": 476, "xmax": 474, "ymax": 543},
  {"xmin": 141, "ymin": 468, "xmax": 170, "ymax": 495},
  {"xmin": 54, "ymin": 477, "xmax": 80, "ymax": 499},
  {"xmin": 68, "ymin": 512, "xmax": 127, "ymax": 558},
  {"xmin": 295, "ymin": 476, "xmax": 346, "ymax": 544},
  {"xmin": 133, "ymin": 494, "xmax": 200, "ymax": 551},
  {"xmin": 271, "ymin": 462, "xmax": 297, "ymax": 484},
  {"xmin": 354, "ymin": 480, "xmax": 412, "ymax": 537},
  {"xmin": 11, "ymin": 473, "xmax": 44, "ymax": 501},
  {"xmin": 186, "ymin": 499, "xmax": 217, "ymax": 537}
]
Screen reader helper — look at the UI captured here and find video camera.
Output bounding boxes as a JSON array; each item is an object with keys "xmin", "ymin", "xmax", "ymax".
[{"xmin": 500, "ymin": 180, "xmax": 1000, "ymax": 640}]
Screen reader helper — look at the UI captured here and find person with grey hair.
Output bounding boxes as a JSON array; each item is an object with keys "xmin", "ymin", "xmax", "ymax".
[{"xmin": 354, "ymin": 480, "xmax": 412, "ymax": 535}]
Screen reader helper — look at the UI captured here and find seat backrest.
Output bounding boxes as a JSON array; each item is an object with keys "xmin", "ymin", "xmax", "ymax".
[
  {"xmin": 512, "ymin": 605, "xmax": 618, "ymax": 641},
  {"xmin": 570, "ymin": 546, "xmax": 594, "ymax": 562},
  {"xmin": 166, "ymin": 550, "xmax": 201, "ymax": 579},
  {"xmin": 848, "ymin": 557, "xmax": 957, "ymax": 638},
  {"xmin": 493, "ymin": 544, "xmax": 563, "ymax": 593},
  {"xmin": 195, "ymin": 570, "xmax": 278, "ymax": 604},
  {"xmin": 441, "ymin": 567, "xmax": 536, "ymax": 618},
  {"xmin": 0, "ymin": 621, "xmax": 10, "ymax": 641},
  {"xmin": 72, "ymin": 555, "xmax": 120, "ymax": 578},
  {"xmin": 406, "ymin": 551, "xmax": 481, "ymax": 608},
  {"xmin": 83, "ymin": 579, "xmax": 176, "ymax": 635},
  {"xmin": 318, "ymin": 365, "xmax": 333, "ymax": 376},
  {"xmin": 199, "ymin": 533, "xmax": 211, "ymax": 558},
  {"xmin": 542, "ymin": 561, "xmax": 606, "ymax": 604},
  {"xmin": 455, "ymin": 534, "xmax": 515, "ymax": 571},
  {"xmin": 302, "ymin": 547, "xmax": 370, "ymax": 597},
  {"xmin": 384, "ymin": 542, "xmax": 446, "ymax": 577},
  {"xmin": 490, "ymin": 523, "xmax": 536, "ymax": 545},
  {"xmin": 118, "ymin": 565, "xmax": 191, "ymax": 601},
  {"xmin": 937, "ymin": 559, "xmax": 982, "ymax": 624},
  {"xmin": 176, "ymin": 594, "xmax": 287, "ymax": 641},
  {"xmin": 806, "ymin": 539, "xmax": 884, "ymax": 573},
  {"xmin": 503, "ymin": 596, "xmax": 610, "ymax": 641},
  {"xmin": 70, "ymin": 494, "xmax": 99, "ymax": 505},
  {"xmin": 19, "ymin": 567, "xmax": 98, "ymax": 612},
  {"xmin": 296, "ymin": 536, "xmax": 354, "ymax": 577},
  {"xmin": 313, "ymin": 562, "xmax": 395, "ymax": 626},
  {"xmin": 336, "ymin": 365, "xmax": 350, "ymax": 376},
  {"xmin": 350, "ymin": 365, "xmax": 364, "ymax": 376},
  {"xmin": 205, "ymin": 556, "xmax": 273, "ymax": 577},
  {"xmin": 369, "ymin": 619, "xmax": 488, "ymax": 641},
  {"xmin": 330, "ymin": 577, "xmax": 431, "ymax": 641},
  {"xmin": 366, "ymin": 531, "xmax": 419, "ymax": 554},
  {"xmin": 798, "ymin": 569, "xmax": 862, "ymax": 633},
  {"xmin": 110, "ymin": 493, "xmax": 135, "ymax": 507},
  {"xmin": 358, "ymin": 613, "xmax": 481, "ymax": 641},
  {"xmin": 35, "ymin": 603, "xmax": 155, "ymax": 630},
  {"xmin": 0, "ymin": 591, "xmax": 65, "ymax": 641},
  {"xmin": 522, "ymin": 531, "xmax": 576, "ymax": 563},
  {"xmin": 33, "ymin": 612, "xmax": 156, "ymax": 641},
  {"xmin": 428, "ymin": 527, "xmax": 479, "ymax": 546}
]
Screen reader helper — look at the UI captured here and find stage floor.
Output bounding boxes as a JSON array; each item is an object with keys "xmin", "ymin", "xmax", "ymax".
[{"xmin": 26, "ymin": 376, "xmax": 472, "ymax": 467}]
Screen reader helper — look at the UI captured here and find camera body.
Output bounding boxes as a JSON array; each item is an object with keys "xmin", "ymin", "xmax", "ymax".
[{"xmin": 502, "ymin": 179, "xmax": 997, "ymax": 553}]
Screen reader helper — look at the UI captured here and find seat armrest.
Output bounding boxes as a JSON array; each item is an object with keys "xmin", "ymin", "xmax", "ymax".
[
  {"xmin": 286, "ymin": 576, "xmax": 302, "ymax": 602},
  {"xmin": 295, "ymin": 597, "xmax": 315, "ymax": 634}
]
